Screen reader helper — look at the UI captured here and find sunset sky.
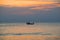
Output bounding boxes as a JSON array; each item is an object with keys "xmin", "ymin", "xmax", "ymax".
[
  {"xmin": 0, "ymin": 0, "xmax": 60, "ymax": 7},
  {"xmin": 0, "ymin": 0, "xmax": 60, "ymax": 23}
]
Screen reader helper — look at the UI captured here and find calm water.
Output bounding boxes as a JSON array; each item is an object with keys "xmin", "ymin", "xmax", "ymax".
[{"xmin": 0, "ymin": 23, "xmax": 60, "ymax": 40}]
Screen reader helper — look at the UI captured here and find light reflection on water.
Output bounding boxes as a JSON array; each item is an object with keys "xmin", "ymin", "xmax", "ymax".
[{"xmin": 0, "ymin": 23, "xmax": 60, "ymax": 40}]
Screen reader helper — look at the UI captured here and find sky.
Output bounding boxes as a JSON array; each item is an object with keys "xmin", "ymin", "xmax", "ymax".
[
  {"xmin": 0, "ymin": 0, "xmax": 60, "ymax": 23},
  {"xmin": 0, "ymin": 0, "xmax": 60, "ymax": 7}
]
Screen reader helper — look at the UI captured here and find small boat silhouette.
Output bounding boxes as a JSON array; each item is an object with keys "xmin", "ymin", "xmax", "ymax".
[{"xmin": 26, "ymin": 22, "xmax": 34, "ymax": 25}]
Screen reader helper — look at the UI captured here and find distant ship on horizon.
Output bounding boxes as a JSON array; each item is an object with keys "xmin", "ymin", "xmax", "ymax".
[{"xmin": 26, "ymin": 22, "xmax": 34, "ymax": 25}]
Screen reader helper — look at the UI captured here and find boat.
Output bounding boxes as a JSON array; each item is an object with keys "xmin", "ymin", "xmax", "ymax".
[{"xmin": 26, "ymin": 22, "xmax": 34, "ymax": 25}]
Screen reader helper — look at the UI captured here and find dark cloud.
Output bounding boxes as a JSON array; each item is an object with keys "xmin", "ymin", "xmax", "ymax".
[{"xmin": 0, "ymin": 6, "xmax": 60, "ymax": 23}]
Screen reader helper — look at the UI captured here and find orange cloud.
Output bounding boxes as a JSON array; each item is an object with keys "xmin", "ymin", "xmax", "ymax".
[
  {"xmin": 0, "ymin": 0, "xmax": 60, "ymax": 11},
  {"xmin": 30, "ymin": 3, "xmax": 60, "ymax": 10},
  {"xmin": 0, "ymin": 0, "xmax": 57, "ymax": 7}
]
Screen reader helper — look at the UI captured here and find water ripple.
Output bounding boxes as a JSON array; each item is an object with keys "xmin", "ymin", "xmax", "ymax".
[{"xmin": 0, "ymin": 32, "xmax": 60, "ymax": 36}]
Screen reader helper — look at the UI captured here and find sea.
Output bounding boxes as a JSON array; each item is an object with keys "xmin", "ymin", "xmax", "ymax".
[{"xmin": 0, "ymin": 23, "xmax": 60, "ymax": 40}]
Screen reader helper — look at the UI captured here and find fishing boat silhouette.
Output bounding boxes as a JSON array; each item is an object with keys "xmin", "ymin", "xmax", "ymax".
[{"xmin": 26, "ymin": 22, "xmax": 34, "ymax": 25}]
